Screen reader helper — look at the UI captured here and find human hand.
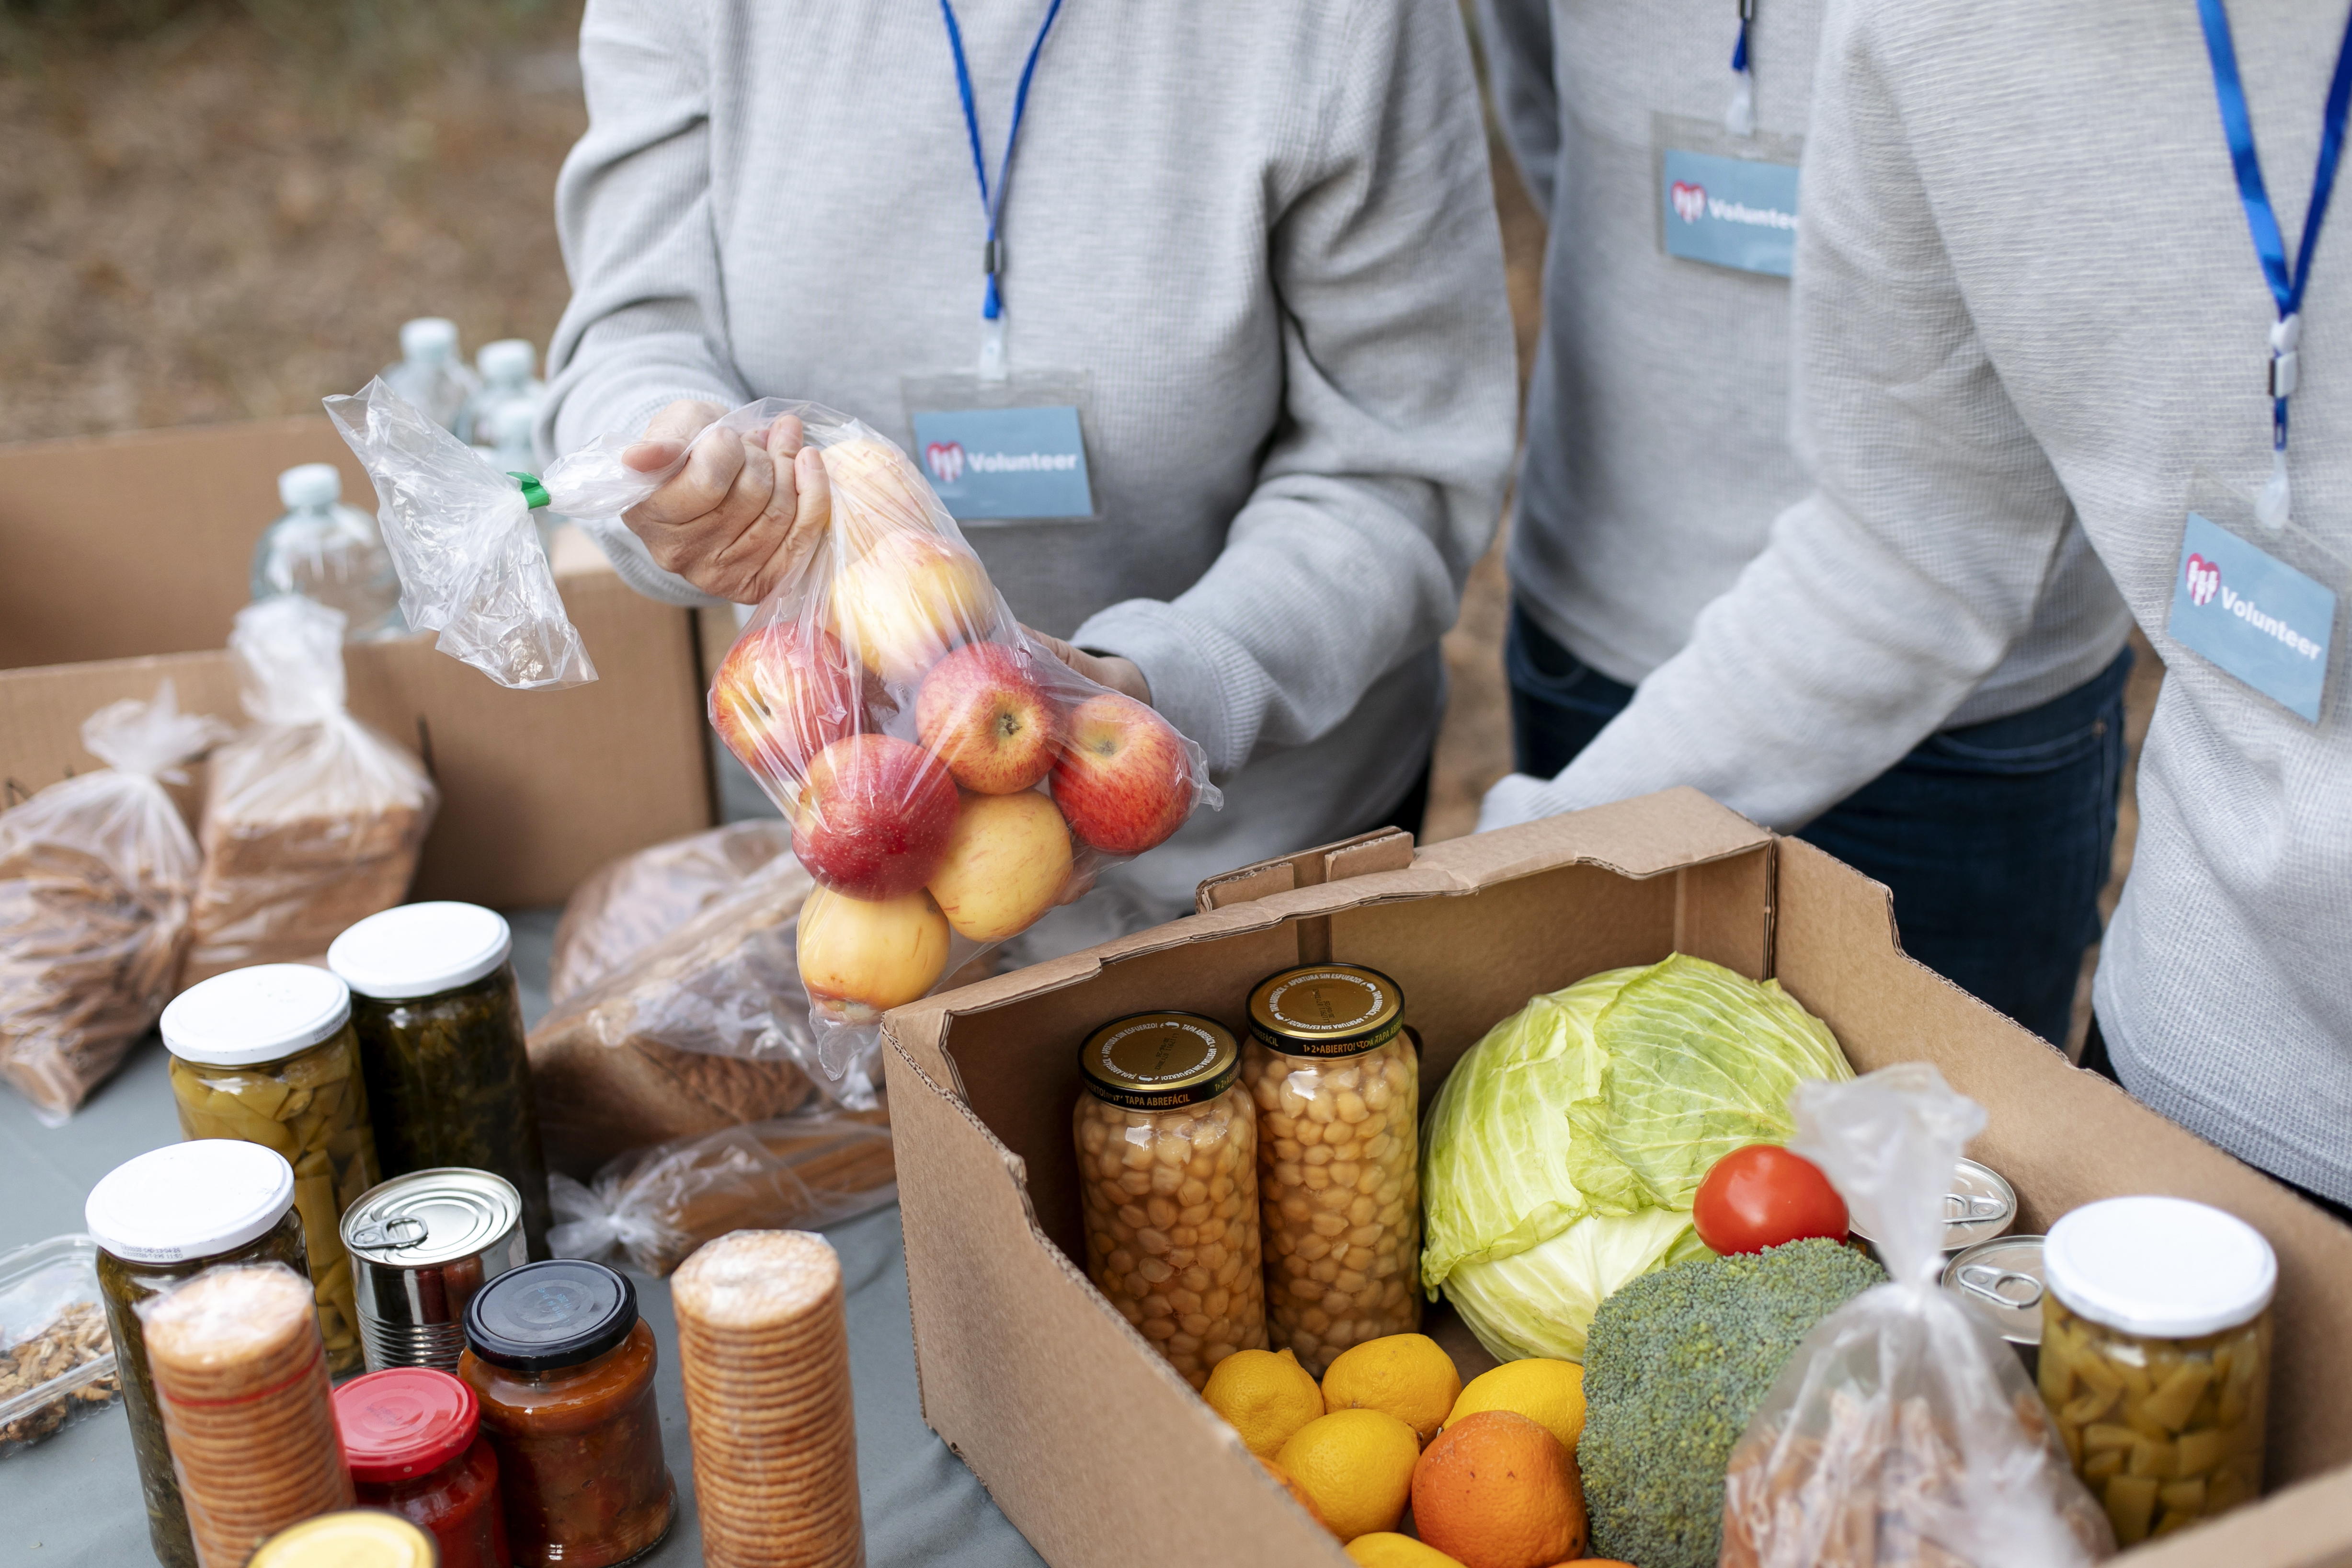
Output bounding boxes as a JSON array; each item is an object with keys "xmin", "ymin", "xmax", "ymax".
[
  {"xmin": 620, "ymin": 401, "xmax": 833, "ymax": 604},
  {"xmin": 1023, "ymin": 626, "xmax": 1151, "ymax": 706}
]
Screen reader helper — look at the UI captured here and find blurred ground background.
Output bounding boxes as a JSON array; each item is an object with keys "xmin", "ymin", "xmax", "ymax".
[{"xmin": 0, "ymin": 0, "xmax": 2154, "ymax": 1046}]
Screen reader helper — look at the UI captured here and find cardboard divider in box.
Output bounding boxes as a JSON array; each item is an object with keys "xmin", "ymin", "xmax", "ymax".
[
  {"xmin": 0, "ymin": 415, "xmax": 718, "ymax": 908},
  {"xmin": 882, "ymin": 787, "xmax": 2352, "ymax": 1568}
]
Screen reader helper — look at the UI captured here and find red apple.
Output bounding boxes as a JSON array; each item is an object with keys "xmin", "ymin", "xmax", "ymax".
[
  {"xmin": 927, "ymin": 789, "xmax": 1074, "ymax": 940},
  {"xmin": 829, "ymin": 530, "xmax": 996, "ymax": 684},
  {"xmin": 708, "ymin": 620, "xmax": 863, "ymax": 789},
  {"xmin": 915, "ymin": 642, "xmax": 1062, "ymax": 794},
  {"xmin": 1049, "ymin": 693, "xmax": 1195, "ymax": 855},
  {"xmin": 791, "ymin": 733, "xmax": 960, "ymax": 898}
]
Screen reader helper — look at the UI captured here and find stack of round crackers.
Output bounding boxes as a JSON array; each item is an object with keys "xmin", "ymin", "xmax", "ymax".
[
  {"xmin": 143, "ymin": 1263, "xmax": 354, "ymax": 1568},
  {"xmin": 672, "ymin": 1229, "xmax": 865, "ymax": 1568}
]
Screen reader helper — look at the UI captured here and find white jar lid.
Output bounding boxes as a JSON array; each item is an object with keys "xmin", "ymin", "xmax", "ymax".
[
  {"xmin": 86, "ymin": 1141, "xmax": 296, "ymax": 1262},
  {"xmin": 2045, "ymin": 1195, "xmax": 2277, "ymax": 1339},
  {"xmin": 329, "ymin": 902, "xmax": 513, "ymax": 1000},
  {"xmin": 162, "ymin": 963, "xmax": 352, "ymax": 1066}
]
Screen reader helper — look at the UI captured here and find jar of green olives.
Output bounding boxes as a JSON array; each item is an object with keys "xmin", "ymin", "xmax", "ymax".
[
  {"xmin": 330, "ymin": 904, "xmax": 552, "ymax": 1258},
  {"xmin": 87, "ymin": 1140, "xmax": 311, "ymax": 1568},
  {"xmin": 160, "ymin": 962, "xmax": 378, "ymax": 1376}
]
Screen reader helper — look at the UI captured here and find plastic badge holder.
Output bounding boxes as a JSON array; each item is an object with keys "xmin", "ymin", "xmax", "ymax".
[{"xmin": 0, "ymin": 1233, "xmax": 121, "ymax": 1458}]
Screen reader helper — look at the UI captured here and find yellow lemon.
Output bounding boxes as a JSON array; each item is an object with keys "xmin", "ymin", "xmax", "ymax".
[
  {"xmin": 1276, "ymin": 1409, "xmax": 1421, "ymax": 1542},
  {"xmin": 1320, "ymin": 1333, "xmax": 1463, "ymax": 1444},
  {"xmin": 1443, "ymin": 1357, "xmax": 1587, "ymax": 1453},
  {"xmin": 1345, "ymin": 1533, "xmax": 1467, "ymax": 1567},
  {"xmin": 1203, "ymin": 1348, "xmax": 1326, "ymax": 1458}
]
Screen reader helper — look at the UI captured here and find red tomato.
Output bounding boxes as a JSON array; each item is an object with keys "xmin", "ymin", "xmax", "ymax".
[{"xmin": 1692, "ymin": 1144, "xmax": 1849, "ymax": 1255}]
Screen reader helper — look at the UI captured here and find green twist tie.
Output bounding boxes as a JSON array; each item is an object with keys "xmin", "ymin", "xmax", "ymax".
[{"xmin": 509, "ymin": 472, "xmax": 551, "ymax": 510}]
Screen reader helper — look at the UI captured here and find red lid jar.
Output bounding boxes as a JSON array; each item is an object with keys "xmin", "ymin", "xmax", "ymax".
[{"xmin": 332, "ymin": 1367, "xmax": 511, "ymax": 1568}]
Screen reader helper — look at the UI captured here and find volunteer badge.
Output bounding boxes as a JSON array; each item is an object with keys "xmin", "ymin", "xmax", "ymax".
[
  {"xmin": 2167, "ymin": 512, "xmax": 2336, "ymax": 721},
  {"xmin": 909, "ymin": 404, "xmax": 1093, "ymax": 522},
  {"xmin": 1661, "ymin": 148, "xmax": 1800, "ymax": 277}
]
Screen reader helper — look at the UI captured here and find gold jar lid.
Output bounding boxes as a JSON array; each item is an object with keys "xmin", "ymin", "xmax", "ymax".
[
  {"xmin": 249, "ymin": 1511, "xmax": 436, "ymax": 1568},
  {"xmin": 1078, "ymin": 1012, "xmax": 1241, "ymax": 1110},
  {"xmin": 1247, "ymin": 964, "xmax": 1404, "ymax": 1057}
]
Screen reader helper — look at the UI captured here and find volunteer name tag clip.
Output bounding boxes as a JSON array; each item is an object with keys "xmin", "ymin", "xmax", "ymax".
[{"xmin": 2168, "ymin": 512, "xmax": 2337, "ymax": 722}]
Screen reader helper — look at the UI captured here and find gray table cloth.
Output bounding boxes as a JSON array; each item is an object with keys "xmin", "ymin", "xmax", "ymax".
[{"xmin": 0, "ymin": 910, "xmax": 1044, "ymax": 1568}]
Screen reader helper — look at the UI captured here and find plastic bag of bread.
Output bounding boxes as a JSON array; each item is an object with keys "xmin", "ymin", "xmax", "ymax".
[
  {"xmin": 528, "ymin": 852, "xmax": 832, "ymax": 1176},
  {"xmin": 546, "ymin": 1109, "xmax": 895, "ymax": 1275},
  {"xmin": 1720, "ymin": 1064, "xmax": 2113, "ymax": 1568},
  {"xmin": 548, "ymin": 821, "xmax": 794, "ymax": 1006},
  {"xmin": 0, "ymin": 681, "xmax": 228, "ymax": 1123},
  {"xmin": 181, "ymin": 597, "xmax": 437, "ymax": 986}
]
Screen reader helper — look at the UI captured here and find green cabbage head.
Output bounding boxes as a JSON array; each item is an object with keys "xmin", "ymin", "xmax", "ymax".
[{"xmin": 1420, "ymin": 953, "xmax": 1851, "ymax": 1361}]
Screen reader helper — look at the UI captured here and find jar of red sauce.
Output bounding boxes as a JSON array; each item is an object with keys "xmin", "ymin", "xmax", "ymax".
[
  {"xmin": 331, "ymin": 1365, "xmax": 510, "ymax": 1568},
  {"xmin": 458, "ymin": 1259, "xmax": 674, "ymax": 1568}
]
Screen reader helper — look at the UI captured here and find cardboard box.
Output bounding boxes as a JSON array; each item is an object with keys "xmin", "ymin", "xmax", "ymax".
[
  {"xmin": 885, "ymin": 788, "xmax": 2352, "ymax": 1568},
  {"xmin": 0, "ymin": 416, "xmax": 716, "ymax": 908}
]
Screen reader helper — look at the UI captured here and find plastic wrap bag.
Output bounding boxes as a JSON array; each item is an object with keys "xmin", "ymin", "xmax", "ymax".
[
  {"xmin": 181, "ymin": 597, "xmax": 438, "ymax": 986},
  {"xmin": 1720, "ymin": 1064, "xmax": 2114, "ymax": 1568},
  {"xmin": 341, "ymin": 390, "xmax": 1221, "ymax": 1095},
  {"xmin": 547, "ymin": 1109, "xmax": 895, "ymax": 1276},
  {"xmin": 0, "ymin": 682, "xmax": 228, "ymax": 1123},
  {"xmin": 548, "ymin": 821, "xmax": 794, "ymax": 1006},
  {"xmin": 529, "ymin": 852, "xmax": 829, "ymax": 1174},
  {"xmin": 324, "ymin": 378, "xmax": 596, "ymax": 690}
]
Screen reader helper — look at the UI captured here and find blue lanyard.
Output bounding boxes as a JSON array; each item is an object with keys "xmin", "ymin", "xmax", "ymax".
[
  {"xmin": 939, "ymin": 0, "xmax": 1065, "ymax": 327},
  {"xmin": 2195, "ymin": 0, "xmax": 2352, "ymax": 471}
]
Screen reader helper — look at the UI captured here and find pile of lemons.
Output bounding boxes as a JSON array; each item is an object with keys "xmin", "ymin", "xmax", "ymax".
[{"xmin": 1202, "ymin": 1335, "xmax": 1626, "ymax": 1568}]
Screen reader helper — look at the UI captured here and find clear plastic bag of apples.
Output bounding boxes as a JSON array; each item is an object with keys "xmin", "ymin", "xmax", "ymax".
[{"xmin": 706, "ymin": 408, "xmax": 1219, "ymax": 1063}]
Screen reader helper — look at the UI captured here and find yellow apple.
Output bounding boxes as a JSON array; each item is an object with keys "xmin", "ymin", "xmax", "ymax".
[
  {"xmin": 796, "ymin": 883, "xmax": 952, "ymax": 1024},
  {"xmin": 819, "ymin": 435, "xmax": 939, "ymax": 549},
  {"xmin": 927, "ymin": 790, "xmax": 1075, "ymax": 942},
  {"xmin": 828, "ymin": 530, "xmax": 996, "ymax": 685}
]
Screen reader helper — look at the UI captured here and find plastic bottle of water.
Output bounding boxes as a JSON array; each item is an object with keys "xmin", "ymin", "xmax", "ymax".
[
  {"xmin": 381, "ymin": 317, "xmax": 481, "ymax": 436},
  {"xmin": 467, "ymin": 338, "xmax": 545, "ymax": 471},
  {"xmin": 250, "ymin": 464, "xmax": 406, "ymax": 641}
]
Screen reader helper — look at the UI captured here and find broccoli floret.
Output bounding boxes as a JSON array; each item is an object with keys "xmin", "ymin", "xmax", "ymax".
[{"xmin": 1578, "ymin": 1237, "xmax": 1884, "ymax": 1568}]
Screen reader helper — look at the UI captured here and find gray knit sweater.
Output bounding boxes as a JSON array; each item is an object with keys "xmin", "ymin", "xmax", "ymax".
[
  {"xmin": 1485, "ymin": 0, "xmax": 2352, "ymax": 1203},
  {"xmin": 540, "ymin": 0, "xmax": 1519, "ymax": 911},
  {"xmin": 1478, "ymin": 0, "xmax": 2131, "ymax": 715}
]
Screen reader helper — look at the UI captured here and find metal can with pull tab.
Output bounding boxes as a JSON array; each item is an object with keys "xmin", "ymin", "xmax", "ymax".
[
  {"xmin": 341, "ymin": 1168, "xmax": 526, "ymax": 1373},
  {"xmin": 1942, "ymin": 1233, "xmax": 2046, "ymax": 1376},
  {"xmin": 1849, "ymin": 1156, "xmax": 2018, "ymax": 1258}
]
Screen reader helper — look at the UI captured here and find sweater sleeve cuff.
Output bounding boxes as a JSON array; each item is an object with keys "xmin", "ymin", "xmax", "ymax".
[{"xmin": 1070, "ymin": 599, "xmax": 1268, "ymax": 778}]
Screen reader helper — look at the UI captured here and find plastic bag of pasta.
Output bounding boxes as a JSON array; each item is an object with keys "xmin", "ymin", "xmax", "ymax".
[
  {"xmin": 0, "ymin": 681, "xmax": 227, "ymax": 1122},
  {"xmin": 181, "ymin": 596, "xmax": 437, "ymax": 986},
  {"xmin": 1720, "ymin": 1064, "xmax": 2114, "ymax": 1568}
]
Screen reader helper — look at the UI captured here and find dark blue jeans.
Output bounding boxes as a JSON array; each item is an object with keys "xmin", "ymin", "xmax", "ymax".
[{"xmin": 1507, "ymin": 603, "xmax": 2131, "ymax": 1045}]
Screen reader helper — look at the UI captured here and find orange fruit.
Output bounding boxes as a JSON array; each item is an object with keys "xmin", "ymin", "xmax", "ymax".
[
  {"xmin": 1410, "ymin": 1409, "xmax": 1587, "ymax": 1568},
  {"xmin": 1259, "ymin": 1456, "xmax": 1337, "ymax": 1538}
]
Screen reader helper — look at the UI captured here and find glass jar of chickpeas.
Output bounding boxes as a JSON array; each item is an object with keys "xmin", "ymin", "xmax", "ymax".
[
  {"xmin": 2040, "ymin": 1196, "xmax": 2275, "ymax": 1549},
  {"xmin": 1242, "ymin": 963, "xmax": 1419, "ymax": 1376},
  {"xmin": 1073, "ymin": 1012, "xmax": 1267, "ymax": 1390}
]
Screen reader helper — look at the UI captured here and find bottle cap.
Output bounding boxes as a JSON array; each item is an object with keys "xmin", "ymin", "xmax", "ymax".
[
  {"xmin": 162, "ymin": 964, "xmax": 352, "ymax": 1066},
  {"xmin": 1077, "ymin": 1012, "xmax": 1240, "ymax": 1110},
  {"xmin": 2045, "ymin": 1195, "xmax": 2277, "ymax": 1339},
  {"xmin": 476, "ymin": 338, "xmax": 536, "ymax": 383},
  {"xmin": 277, "ymin": 463, "xmax": 343, "ymax": 510},
  {"xmin": 1246, "ymin": 964, "xmax": 1405, "ymax": 1057},
  {"xmin": 465, "ymin": 1259, "xmax": 638, "ymax": 1372},
  {"xmin": 329, "ymin": 902, "xmax": 513, "ymax": 1000},
  {"xmin": 332, "ymin": 1367, "xmax": 480, "ymax": 1482},
  {"xmin": 399, "ymin": 317, "xmax": 459, "ymax": 364},
  {"xmin": 86, "ymin": 1142, "xmax": 296, "ymax": 1263}
]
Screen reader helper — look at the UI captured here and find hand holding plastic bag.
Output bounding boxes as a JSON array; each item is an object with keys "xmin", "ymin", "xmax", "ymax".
[
  {"xmin": 1720, "ymin": 1063, "xmax": 2113, "ymax": 1568},
  {"xmin": 0, "ymin": 681, "xmax": 228, "ymax": 1122}
]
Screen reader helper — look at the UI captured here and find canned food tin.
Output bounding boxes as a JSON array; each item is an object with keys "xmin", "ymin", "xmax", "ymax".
[
  {"xmin": 1942, "ymin": 1234, "xmax": 2045, "ymax": 1351},
  {"xmin": 1849, "ymin": 1157, "xmax": 2017, "ymax": 1254},
  {"xmin": 342, "ymin": 1168, "xmax": 525, "ymax": 1373}
]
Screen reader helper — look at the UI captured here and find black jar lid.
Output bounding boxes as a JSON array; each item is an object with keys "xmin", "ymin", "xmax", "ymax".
[{"xmin": 463, "ymin": 1259, "xmax": 637, "ymax": 1372}]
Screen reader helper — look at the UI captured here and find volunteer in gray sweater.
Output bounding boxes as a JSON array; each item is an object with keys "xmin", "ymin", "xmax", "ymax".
[
  {"xmin": 539, "ymin": 0, "xmax": 1518, "ymax": 922},
  {"xmin": 1476, "ymin": 0, "xmax": 2135, "ymax": 1045},
  {"xmin": 1483, "ymin": 0, "xmax": 2352, "ymax": 1212}
]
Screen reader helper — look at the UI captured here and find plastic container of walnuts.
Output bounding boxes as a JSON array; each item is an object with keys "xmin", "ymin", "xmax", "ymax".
[
  {"xmin": 1242, "ymin": 963, "xmax": 1420, "ymax": 1376},
  {"xmin": 1072, "ymin": 1011, "xmax": 1266, "ymax": 1389}
]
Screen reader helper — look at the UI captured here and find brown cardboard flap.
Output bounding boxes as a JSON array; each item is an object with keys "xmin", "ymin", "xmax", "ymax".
[
  {"xmin": 886, "ymin": 1036, "xmax": 1348, "ymax": 1567},
  {"xmin": 1416, "ymin": 784, "xmax": 1771, "ymax": 886},
  {"xmin": 1773, "ymin": 837, "xmax": 2352, "ymax": 1487},
  {"xmin": 1193, "ymin": 825, "xmax": 1416, "ymax": 915}
]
